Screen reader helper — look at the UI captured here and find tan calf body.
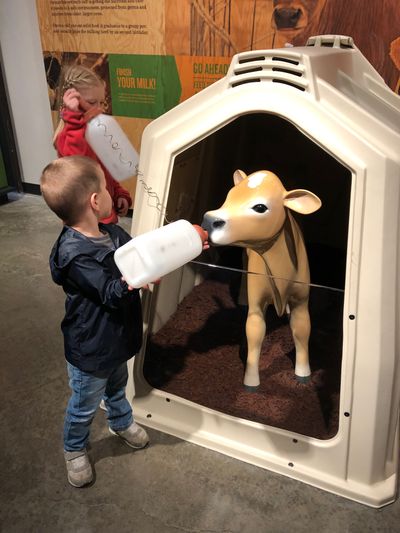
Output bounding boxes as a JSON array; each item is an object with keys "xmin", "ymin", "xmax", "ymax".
[{"xmin": 202, "ymin": 170, "xmax": 321, "ymax": 390}]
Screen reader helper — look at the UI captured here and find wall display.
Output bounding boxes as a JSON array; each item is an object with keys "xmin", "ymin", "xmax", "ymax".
[{"xmin": 36, "ymin": 0, "xmax": 400, "ymax": 197}]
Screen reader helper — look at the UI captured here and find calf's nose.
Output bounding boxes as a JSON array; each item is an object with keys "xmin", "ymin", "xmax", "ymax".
[
  {"xmin": 274, "ymin": 8, "xmax": 302, "ymax": 29},
  {"xmin": 201, "ymin": 213, "xmax": 226, "ymax": 236}
]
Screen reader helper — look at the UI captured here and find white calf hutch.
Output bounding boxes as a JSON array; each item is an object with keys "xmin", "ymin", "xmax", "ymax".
[{"xmin": 126, "ymin": 35, "xmax": 400, "ymax": 507}]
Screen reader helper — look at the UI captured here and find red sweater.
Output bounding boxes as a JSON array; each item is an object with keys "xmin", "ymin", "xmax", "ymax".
[{"xmin": 56, "ymin": 109, "xmax": 132, "ymax": 224}]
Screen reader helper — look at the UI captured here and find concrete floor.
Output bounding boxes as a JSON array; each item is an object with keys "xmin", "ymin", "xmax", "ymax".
[{"xmin": 1, "ymin": 192, "xmax": 400, "ymax": 533}]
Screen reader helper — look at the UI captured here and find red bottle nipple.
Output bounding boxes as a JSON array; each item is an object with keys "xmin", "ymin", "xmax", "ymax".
[{"xmin": 192, "ymin": 224, "xmax": 208, "ymax": 243}]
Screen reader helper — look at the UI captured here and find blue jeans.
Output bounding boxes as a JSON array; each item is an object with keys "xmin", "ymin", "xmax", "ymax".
[{"xmin": 64, "ymin": 361, "xmax": 133, "ymax": 451}]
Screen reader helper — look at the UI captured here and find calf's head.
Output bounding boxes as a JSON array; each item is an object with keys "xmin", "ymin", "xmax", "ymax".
[{"xmin": 202, "ymin": 170, "xmax": 321, "ymax": 248}]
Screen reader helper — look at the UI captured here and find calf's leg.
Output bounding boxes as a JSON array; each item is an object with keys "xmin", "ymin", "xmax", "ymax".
[
  {"xmin": 244, "ymin": 302, "xmax": 266, "ymax": 390},
  {"xmin": 289, "ymin": 299, "xmax": 311, "ymax": 382},
  {"xmin": 244, "ymin": 252, "xmax": 269, "ymax": 390}
]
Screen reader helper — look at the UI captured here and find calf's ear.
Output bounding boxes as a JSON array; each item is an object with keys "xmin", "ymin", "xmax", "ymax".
[
  {"xmin": 233, "ymin": 169, "xmax": 247, "ymax": 186},
  {"xmin": 283, "ymin": 189, "xmax": 322, "ymax": 214}
]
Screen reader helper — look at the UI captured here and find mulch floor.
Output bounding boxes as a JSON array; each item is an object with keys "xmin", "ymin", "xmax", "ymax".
[{"xmin": 144, "ymin": 276, "xmax": 343, "ymax": 440}]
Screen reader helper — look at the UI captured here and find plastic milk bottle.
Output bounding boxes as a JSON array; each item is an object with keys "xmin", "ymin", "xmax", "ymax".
[
  {"xmin": 114, "ymin": 220, "xmax": 208, "ymax": 288},
  {"xmin": 85, "ymin": 114, "xmax": 139, "ymax": 181}
]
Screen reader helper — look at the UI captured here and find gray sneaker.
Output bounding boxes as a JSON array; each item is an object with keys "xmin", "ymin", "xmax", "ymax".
[
  {"xmin": 64, "ymin": 449, "xmax": 93, "ymax": 487},
  {"xmin": 109, "ymin": 422, "xmax": 149, "ymax": 449}
]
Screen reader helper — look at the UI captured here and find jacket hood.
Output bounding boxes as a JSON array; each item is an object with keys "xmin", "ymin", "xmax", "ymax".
[{"xmin": 49, "ymin": 224, "xmax": 120, "ymax": 285}]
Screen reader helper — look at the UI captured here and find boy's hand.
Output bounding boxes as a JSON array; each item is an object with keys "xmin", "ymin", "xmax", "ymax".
[
  {"xmin": 141, "ymin": 279, "xmax": 161, "ymax": 290},
  {"xmin": 192, "ymin": 225, "xmax": 209, "ymax": 250},
  {"xmin": 121, "ymin": 277, "xmax": 135, "ymax": 291},
  {"xmin": 116, "ymin": 197, "xmax": 129, "ymax": 217},
  {"xmin": 121, "ymin": 277, "xmax": 161, "ymax": 291}
]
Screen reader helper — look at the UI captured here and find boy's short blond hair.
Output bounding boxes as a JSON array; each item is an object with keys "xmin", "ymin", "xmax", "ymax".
[{"xmin": 41, "ymin": 156, "xmax": 103, "ymax": 225}]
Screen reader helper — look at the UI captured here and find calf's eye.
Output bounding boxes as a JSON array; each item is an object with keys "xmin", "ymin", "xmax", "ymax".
[{"xmin": 252, "ymin": 204, "xmax": 268, "ymax": 213}]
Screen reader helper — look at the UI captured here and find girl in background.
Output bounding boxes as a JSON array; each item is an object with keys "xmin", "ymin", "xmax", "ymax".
[{"xmin": 54, "ymin": 65, "xmax": 132, "ymax": 223}]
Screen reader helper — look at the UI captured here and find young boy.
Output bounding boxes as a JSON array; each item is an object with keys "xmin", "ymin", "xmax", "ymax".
[{"xmin": 41, "ymin": 155, "xmax": 149, "ymax": 488}]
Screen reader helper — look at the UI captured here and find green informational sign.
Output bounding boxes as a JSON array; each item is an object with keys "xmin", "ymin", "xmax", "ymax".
[{"xmin": 109, "ymin": 54, "xmax": 181, "ymax": 119}]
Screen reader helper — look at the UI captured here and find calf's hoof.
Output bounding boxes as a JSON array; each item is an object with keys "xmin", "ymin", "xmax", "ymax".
[
  {"xmin": 295, "ymin": 374, "xmax": 310, "ymax": 384},
  {"xmin": 244, "ymin": 384, "xmax": 259, "ymax": 393}
]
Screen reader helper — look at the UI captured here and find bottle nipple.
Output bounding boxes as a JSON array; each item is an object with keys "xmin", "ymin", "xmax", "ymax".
[{"xmin": 192, "ymin": 224, "xmax": 208, "ymax": 244}]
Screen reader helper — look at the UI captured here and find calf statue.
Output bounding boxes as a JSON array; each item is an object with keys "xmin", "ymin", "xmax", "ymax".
[{"xmin": 202, "ymin": 170, "xmax": 322, "ymax": 390}]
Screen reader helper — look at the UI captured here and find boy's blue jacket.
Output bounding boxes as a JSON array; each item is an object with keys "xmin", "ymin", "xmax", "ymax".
[{"xmin": 49, "ymin": 223, "xmax": 143, "ymax": 372}]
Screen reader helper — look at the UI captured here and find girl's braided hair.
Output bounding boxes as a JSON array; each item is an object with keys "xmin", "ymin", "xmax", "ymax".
[{"xmin": 60, "ymin": 65, "xmax": 103, "ymax": 96}]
